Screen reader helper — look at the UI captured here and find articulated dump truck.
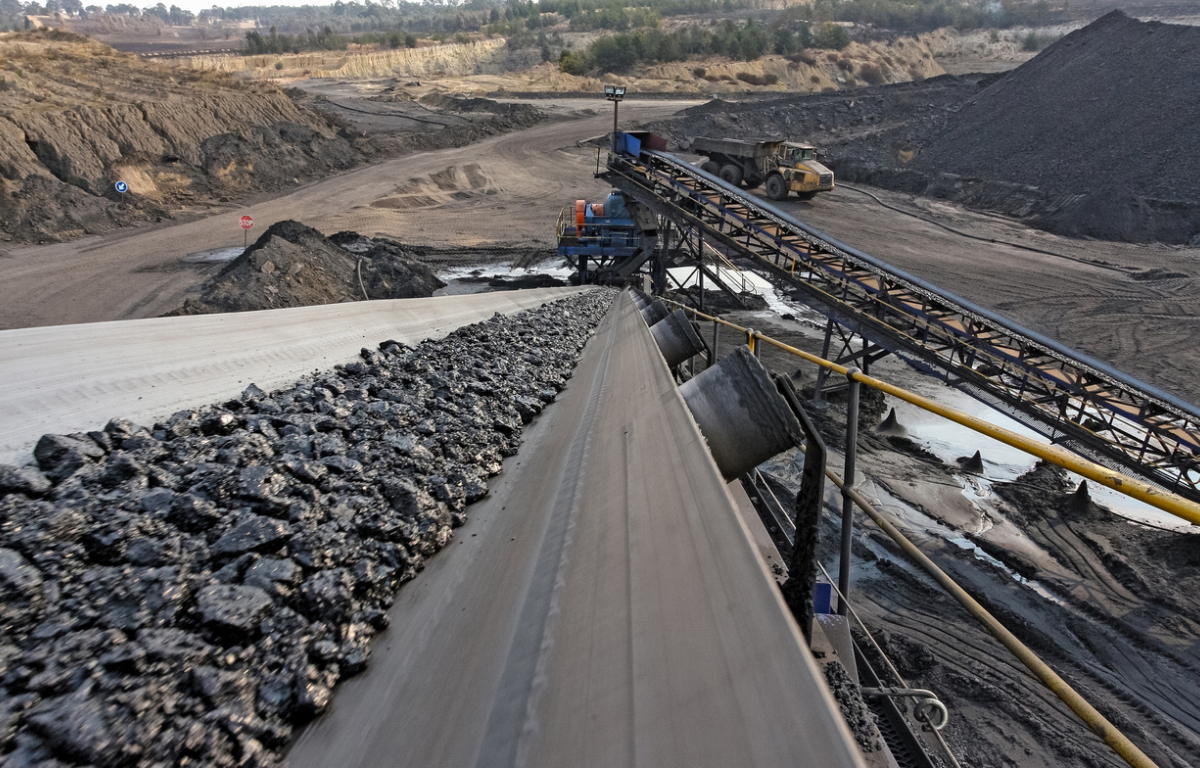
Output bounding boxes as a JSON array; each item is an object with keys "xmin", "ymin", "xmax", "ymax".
[{"xmin": 692, "ymin": 137, "xmax": 835, "ymax": 201}]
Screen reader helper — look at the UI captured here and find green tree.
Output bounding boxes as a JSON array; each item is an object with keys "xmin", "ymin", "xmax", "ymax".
[{"xmin": 814, "ymin": 21, "xmax": 848, "ymax": 50}]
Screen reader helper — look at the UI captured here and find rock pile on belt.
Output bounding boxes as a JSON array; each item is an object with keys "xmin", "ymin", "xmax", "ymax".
[{"xmin": 0, "ymin": 290, "xmax": 612, "ymax": 768}]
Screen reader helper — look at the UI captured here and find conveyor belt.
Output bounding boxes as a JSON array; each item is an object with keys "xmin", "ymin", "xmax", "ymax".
[
  {"xmin": 604, "ymin": 148, "xmax": 1200, "ymax": 502},
  {"xmin": 0, "ymin": 288, "xmax": 587, "ymax": 464},
  {"xmin": 288, "ymin": 291, "xmax": 867, "ymax": 768}
]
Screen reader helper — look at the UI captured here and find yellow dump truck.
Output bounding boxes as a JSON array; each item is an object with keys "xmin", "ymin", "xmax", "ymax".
[{"xmin": 692, "ymin": 137, "xmax": 834, "ymax": 201}]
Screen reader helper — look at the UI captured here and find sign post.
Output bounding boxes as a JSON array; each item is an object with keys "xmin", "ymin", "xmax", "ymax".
[
  {"xmin": 240, "ymin": 215, "xmax": 254, "ymax": 249},
  {"xmin": 114, "ymin": 181, "xmax": 127, "ymax": 206}
]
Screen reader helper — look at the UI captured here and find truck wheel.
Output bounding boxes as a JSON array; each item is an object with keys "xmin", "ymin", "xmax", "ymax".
[
  {"xmin": 766, "ymin": 174, "xmax": 788, "ymax": 201},
  {"xmin": 701, "ymin": 161, "xmax": 720, "ymax": 175},
  {"xmin": 796, "ymin": 191, "xmax": 818, "ymax": 201},
  {"xmin": 719, "ymin": 164, "xmax": 744, "ymax": 187}
]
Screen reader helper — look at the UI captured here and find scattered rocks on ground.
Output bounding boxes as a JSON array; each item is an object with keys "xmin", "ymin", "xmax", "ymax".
[{"xmin": 0, "ymin": 290, "xmax": 613, "ymax": 768}]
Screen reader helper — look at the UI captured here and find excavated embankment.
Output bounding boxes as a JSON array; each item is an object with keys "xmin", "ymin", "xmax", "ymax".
[
  {"xmin": 0, "ymin": 290, "xmax": 613, "ymax": 768},
  {"xmin": 0, "ymin": 31, "xmax": 375, "ymax": 245}
]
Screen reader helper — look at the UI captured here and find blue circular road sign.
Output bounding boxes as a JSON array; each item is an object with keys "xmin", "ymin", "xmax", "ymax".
[{"xmin": 115, "ymin": 181, "xmax": 128, "ymax": 194}]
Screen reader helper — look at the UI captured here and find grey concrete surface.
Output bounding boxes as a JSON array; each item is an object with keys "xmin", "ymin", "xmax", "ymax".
[
  {"xmin": 0, "ymin": 288, "xmax": 586, "ymax": 464},
  {"xmin": 288, "ymin": 291, "xmax": 866, "ymax": 768}
]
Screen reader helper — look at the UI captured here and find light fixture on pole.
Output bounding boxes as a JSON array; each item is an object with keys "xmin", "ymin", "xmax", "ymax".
[{"xmin": 605, "ymin": 84, "xmax": 626, "ymax": 151}]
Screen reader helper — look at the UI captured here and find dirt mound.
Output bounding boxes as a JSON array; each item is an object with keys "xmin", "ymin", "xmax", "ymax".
[
  {"xmin": 418, "ymin": 92, "xmax": 543, "ymax": 124},
  {"xmin": 169, "ymin": 221, "xmax": 443, "ymax": 315},
  {"xmin": 911, "ymin": 11, "xmax": 1200, "ymax": 243},
  {"xmin": 0, "ymin": 31, "xmax": 378, "ymax": 245}
]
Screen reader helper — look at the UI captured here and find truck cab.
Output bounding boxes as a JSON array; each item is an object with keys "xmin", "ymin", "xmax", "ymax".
[{"xmin": 771, "ymin": 141, "xmax": 835, "ymax": 201}]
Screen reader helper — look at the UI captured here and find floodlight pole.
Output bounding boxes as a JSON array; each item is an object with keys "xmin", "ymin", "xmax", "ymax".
[
  {"xmin": 606, "ymin": 85, "xmax": 624, "ymax": 152},
  {"xmin": 612, "ymin": 99, "xmax": 619, "ymax": 151}
]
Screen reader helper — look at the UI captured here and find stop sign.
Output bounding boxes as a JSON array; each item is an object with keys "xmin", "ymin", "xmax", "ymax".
[{"xmin": 240, "ymin": 215, "xmax": 254, "ymax": 230}]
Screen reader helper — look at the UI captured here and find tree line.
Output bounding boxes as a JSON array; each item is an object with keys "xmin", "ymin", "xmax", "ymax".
[{"xmin": 558, "ymin": 18, "xmax": 851, "ymax": 75}]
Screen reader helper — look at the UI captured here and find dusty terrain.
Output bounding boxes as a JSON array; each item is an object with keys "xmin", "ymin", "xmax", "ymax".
[
  {"xmin": 179, "ymin": 31, "xmax": 946, "ymax": 96},
  {"xmin": 0, "ymin": 100, "xmax": 686, "ymax": 329},
  {"xmin": 0, "ymin": 31, "xmax": 552, "ymax": 247}
]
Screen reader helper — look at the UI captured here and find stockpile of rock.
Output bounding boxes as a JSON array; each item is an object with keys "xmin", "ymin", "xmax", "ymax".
[
  {"xmin": 170, "ymin": 221, "xmax": 446, "ymax": 316},
  {"xmin": 911, "ymin": 11, "xmax": 1200, "ymax": 243},
  {"xmin": 0, "ymin": 290, "xmax": 612, "ymax": 768}
]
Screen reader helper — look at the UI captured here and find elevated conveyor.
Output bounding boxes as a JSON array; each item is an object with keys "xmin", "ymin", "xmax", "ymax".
[
  {"xmin": 603, "ymin": 147, "xmax": 1200, "ymax": 503},
  {"xmin": 288, "ymin": 291, "xmax": 867, "ymax": 768}
]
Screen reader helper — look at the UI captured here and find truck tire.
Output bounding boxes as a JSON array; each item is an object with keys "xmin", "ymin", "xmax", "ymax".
[
  {"xmin": 719, "ymin": 164, "xmax": 744, "ymax": 187},
  {"xmin": 701, "ymin": 161, "xmax": 720, "ymax": 175},
  {"xmin": 796, "ymin": 191, "xmax": 818, "ymax": 201},
  {"xmin": 766, "ymin": 174, "xmax": 788, "ymax": 201}
]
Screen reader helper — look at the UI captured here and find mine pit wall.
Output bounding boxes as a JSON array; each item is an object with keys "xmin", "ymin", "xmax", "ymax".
[
  {"xmin": 0, "ymin": 287, "xmax": 589, "ymax": 466},
  {"xmin": 181, "ymin": 38, "xmax": 510, "ymax": 80}
]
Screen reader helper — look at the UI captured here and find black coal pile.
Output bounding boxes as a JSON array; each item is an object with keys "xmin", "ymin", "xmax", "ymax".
[
  {"xmin": 910, "ymin": 11, "xmax": 1200, "ymax": 243},
  {"xmin": 170, "ymin": 221, "xmax": 445, "ymax": 316},
  {"xmin": 652, "ymin": 11, "xmax": 1200, "ymax": 243},
  {"xmin": 0, "ymin": 291, "xmax": 612, "ymax": 768}
]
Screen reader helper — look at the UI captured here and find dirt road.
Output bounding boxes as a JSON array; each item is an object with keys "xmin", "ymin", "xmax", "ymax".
[{"xmin": 0, "ymin": 101, "xmax": 691, "ymax": 330}]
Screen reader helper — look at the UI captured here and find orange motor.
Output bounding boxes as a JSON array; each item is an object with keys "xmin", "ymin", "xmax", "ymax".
[{"xmin": 575, "ymin": 200, "xmax": 586, "ymax": 230}]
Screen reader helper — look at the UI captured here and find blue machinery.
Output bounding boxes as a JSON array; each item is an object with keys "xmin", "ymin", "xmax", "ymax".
[{"xmin": 597, "ymin": 132, "xmax": 1200, "ymax": 504}]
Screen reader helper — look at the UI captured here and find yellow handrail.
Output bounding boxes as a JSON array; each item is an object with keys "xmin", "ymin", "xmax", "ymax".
[{"xmin": 662, "ymin": 297, "xmax": 1200, "ymax": 527}]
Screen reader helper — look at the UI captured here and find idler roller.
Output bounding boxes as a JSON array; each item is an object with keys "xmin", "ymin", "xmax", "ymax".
[
  {"xmin": 680, "ymin": 346, "xmax": 804, "ymax": 480},
  {"xmin": 640, "ymin": 299, "xmax": 670, "ymax": 327},
  {"xmin": 650, "ymin": 309, "xmax": 706, "ymax": 368}
]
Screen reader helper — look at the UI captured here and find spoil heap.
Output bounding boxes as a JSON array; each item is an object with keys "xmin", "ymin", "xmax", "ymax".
[
  {"xmin": 912, "ymin": 11, "xmax": 1200, "ymax": 243},
  {"xmin": 0, "ymin": 292, "xmax": 613, "ymax": 768},
  {"xmin": 170, "ymin": 221, "xmax": 444, "ymax": 315}
]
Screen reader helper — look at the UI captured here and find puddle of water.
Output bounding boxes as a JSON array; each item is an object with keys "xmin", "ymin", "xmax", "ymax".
[
  {"xmin": 863, "ymin": 479, "xmax": 1068, "ymax": 606},
  {"xmin": 943, "ymin": 535, "xmax": 1065, "ymax": 605},
  {"xmin": 182, "ymin": 246, "xmax": 244, "ymax": 264},
  {"xmin": 434, "ymin": 260, "xmax": 575, "ymax": 297}
]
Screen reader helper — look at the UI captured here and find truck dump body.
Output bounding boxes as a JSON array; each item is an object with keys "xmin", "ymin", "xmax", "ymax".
[{"xmin": 691, "ymin": 137, "xmax": 779, "ymax": 159}]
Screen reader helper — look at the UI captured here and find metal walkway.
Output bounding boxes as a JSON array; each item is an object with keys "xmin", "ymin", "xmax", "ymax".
[
  {"xmin": 604, "ymin": 148, "xmax": 1200, "ymax": 503},
  {"xmin": 288, "ymin": 292, "xmax": 866, "ymax": 768}
]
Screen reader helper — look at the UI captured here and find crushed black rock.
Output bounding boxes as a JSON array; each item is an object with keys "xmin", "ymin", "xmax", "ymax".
[
  {"xmin": 822, "ymin": 660, "xmax": 882, "ymax": 753},
  {"xmin": 0, "ymin": 290, "xmax": 613, "ymax": 768}
]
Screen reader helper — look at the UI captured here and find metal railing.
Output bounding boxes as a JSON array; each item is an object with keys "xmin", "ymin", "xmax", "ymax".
[{"xmin": 605, "ymin": 148, "xmax": 1200, "ymax": 504}]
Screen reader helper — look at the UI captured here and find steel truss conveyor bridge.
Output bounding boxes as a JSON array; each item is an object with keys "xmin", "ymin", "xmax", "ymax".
[{"xmin": 602, "ymin": 141, "xmax": 1200, "ymax": 504}]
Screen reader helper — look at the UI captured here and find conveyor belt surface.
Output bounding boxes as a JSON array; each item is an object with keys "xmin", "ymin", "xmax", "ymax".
[{"xmin": 288, "ymin": 291, "xmax": 866, "ymax": 768}]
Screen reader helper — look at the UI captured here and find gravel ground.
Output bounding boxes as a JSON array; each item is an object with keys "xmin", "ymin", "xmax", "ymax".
[{"xmin": 0, "ymin": 290, "xmax": 613, "ymax": 768}]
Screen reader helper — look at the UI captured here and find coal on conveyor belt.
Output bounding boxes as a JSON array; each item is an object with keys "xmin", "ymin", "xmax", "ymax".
[{"xmin": 0, "ymin": 290, "xmax": 613, "ymax": 768}]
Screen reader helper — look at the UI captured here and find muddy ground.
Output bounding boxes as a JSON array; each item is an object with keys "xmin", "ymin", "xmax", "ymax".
[{"xmin": 672, "ymin": 303, "xmax": 1200, "ymax": 768}]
